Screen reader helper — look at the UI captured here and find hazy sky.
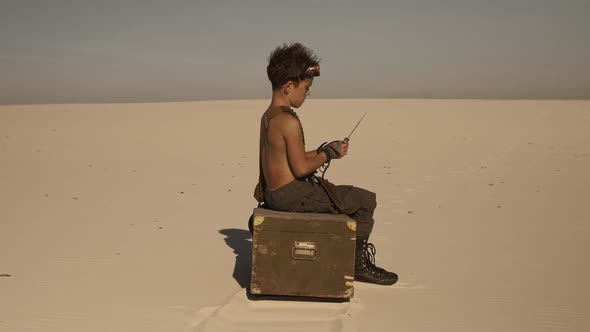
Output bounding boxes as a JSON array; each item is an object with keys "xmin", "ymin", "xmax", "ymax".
[{"xmin": 1, "ymin": 0, "xmax": 589, "ymax": 104}]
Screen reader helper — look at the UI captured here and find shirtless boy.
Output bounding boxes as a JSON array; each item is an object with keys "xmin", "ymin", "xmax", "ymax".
[{"xmin": 255, "ymin": 42, "xmax": 397, "ymax": 285}]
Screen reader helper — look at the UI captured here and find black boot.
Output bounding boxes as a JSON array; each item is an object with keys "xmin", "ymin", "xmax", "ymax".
[{"xmin": 354, "ymin": 239, "xmax": 398, "ymax": 285}]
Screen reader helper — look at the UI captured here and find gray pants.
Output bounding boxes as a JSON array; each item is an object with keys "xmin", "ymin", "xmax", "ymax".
[{"xmin": 264, "ymin": 178, "xmax": 376, "ymax": 239}]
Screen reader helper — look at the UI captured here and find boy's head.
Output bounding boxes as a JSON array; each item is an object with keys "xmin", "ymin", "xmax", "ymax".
[{"xmin": 267, "ymin": 42, "xmax": 320, "ymax": 108}]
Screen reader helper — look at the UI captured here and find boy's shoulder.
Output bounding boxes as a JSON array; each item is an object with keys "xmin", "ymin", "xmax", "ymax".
[
  {"xmin": 261, "ymin": 108, "xmax": 302, "ymax": 142},
  {"xmin": 267, "ymin": 112, "xmax": 300, "ymax": 133},
  {"xmin": 263, "ymin": 106, "xmax": 300, "ymax": 125}
]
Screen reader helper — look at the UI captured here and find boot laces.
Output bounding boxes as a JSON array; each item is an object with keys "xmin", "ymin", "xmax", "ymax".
[
  {"xmin": 365, "ymin": 243, "xmax": 376, "ymax": 266},
  {"xmin": 364, "ymin": 243, "xmax": 387, "ymax": 275}
]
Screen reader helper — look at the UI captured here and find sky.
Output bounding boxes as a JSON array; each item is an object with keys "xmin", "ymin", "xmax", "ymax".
[{"xmin": 1, "ymin": 0, "xmax": 589, "ymax": 104}]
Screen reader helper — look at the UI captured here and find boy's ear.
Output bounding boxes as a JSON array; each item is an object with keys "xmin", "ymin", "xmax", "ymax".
[{"xmin": 283, "ymin": 81, "xmax": 293, "ymax": 95}]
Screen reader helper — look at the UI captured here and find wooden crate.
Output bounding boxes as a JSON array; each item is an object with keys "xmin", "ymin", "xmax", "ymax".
[{"xmin": 250, "ymin": 208, "xmax": 356, "ymax": 299}]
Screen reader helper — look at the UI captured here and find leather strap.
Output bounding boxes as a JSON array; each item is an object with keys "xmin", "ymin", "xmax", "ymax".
[{"xmin": 314, "ymin": 176, "xmax": 345, "ymax": 213}]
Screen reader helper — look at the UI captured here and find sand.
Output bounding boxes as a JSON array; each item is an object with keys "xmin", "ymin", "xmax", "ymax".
[{"xmin": 1, "ymin": 99, "xmax": 589, "ymax": 331}]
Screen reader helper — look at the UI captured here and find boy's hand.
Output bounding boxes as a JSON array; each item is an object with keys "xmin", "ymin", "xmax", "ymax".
[{"xmin": 318, "ymin": 140, "xmax": 348, "ymax": 161}]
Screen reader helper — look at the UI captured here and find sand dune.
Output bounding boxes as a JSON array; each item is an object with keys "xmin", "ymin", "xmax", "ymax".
[{"xmin": 1, "ymin": 99, "xmax": 589, "ymax": 331}]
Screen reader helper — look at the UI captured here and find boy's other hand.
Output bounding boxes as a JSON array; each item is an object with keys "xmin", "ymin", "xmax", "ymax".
[{"xmin": 339, "ymin": 141, "xmax": 349, "ymax": 158}]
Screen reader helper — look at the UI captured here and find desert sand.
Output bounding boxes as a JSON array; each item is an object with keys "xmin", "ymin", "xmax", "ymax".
[{"xmin": 1, "ymin": 99, "xmax": 589, "ymax": 332}]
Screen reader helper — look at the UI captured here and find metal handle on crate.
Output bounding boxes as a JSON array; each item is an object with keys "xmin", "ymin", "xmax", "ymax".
[{"xmin": 291, "ymin": 241, "xmax": 317, "ymax": 261}]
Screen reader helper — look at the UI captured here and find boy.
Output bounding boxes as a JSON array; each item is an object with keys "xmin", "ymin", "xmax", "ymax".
[{"xmin": 254, "ymin": 42, "xmax": 397, "ymax": 285}]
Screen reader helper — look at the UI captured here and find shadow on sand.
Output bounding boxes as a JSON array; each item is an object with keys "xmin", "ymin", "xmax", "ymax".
[{"xmin": 218, "ymin": 228, "xmax": 252, "ymax": 289}]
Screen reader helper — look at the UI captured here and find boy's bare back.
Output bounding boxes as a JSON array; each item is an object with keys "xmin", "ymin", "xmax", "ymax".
[{"xmin": 261, "ymin": 111, "xmax": 300, "ymax": 190}]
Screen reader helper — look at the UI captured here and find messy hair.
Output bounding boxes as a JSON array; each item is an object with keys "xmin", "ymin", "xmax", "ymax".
[{"xmin": 267, "ymin": 42, "xmax": 320, "ymax": 89}]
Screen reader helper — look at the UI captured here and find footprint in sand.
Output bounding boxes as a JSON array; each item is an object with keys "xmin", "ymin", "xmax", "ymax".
[
  {"xmin": 191, "ymin": 290, "xmax": 362, "ymax": 332},
  {"xmin": 191, "ymin": 283, "xmax": 429, "ymax": 332}
]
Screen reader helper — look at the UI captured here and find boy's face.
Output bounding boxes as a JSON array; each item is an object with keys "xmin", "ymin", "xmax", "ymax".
[{"xmin": 288, "ymin": 78, "xmax": 313, "ymax": 108}]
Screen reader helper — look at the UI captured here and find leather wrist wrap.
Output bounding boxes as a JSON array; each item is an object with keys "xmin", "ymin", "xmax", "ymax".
[{"xmin": 317, "ymin": 141, "xmax": 340, "ymax": 161}]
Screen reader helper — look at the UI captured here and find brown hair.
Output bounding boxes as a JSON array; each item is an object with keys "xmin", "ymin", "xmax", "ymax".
[{"xmin": 267, "ymin": 42, "xmax": 320, "ymax": 89}]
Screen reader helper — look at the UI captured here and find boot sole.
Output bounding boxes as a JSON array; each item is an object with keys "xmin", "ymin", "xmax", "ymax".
[{"xmin": 354, "ymin": 275, "xmax": 398, "ymax": 286}]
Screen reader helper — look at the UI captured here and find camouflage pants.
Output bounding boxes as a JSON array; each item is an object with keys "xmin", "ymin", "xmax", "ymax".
[{"xmin": 264, "ymin": 178, "xmax": 376, "ymax": 239}]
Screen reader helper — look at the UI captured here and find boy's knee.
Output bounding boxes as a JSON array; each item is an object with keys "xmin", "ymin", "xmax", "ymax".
[
  {"xmin": 369, "ymin": 191, "xmax": 377, "ymax": 210},
  {"xmin": 362, "ymin": 189, "xmax": 377, "ymax": 210}
]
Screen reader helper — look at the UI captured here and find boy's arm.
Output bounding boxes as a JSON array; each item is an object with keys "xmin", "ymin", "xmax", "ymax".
[{"xmin": 282, "ymin": 116, "xmax": 328, "ymax": 178}]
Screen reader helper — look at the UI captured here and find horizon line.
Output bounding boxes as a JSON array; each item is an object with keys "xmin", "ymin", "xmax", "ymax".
[{"xmin": 2, "ymin": 96, "xmax": 590, "ymax": 107}]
